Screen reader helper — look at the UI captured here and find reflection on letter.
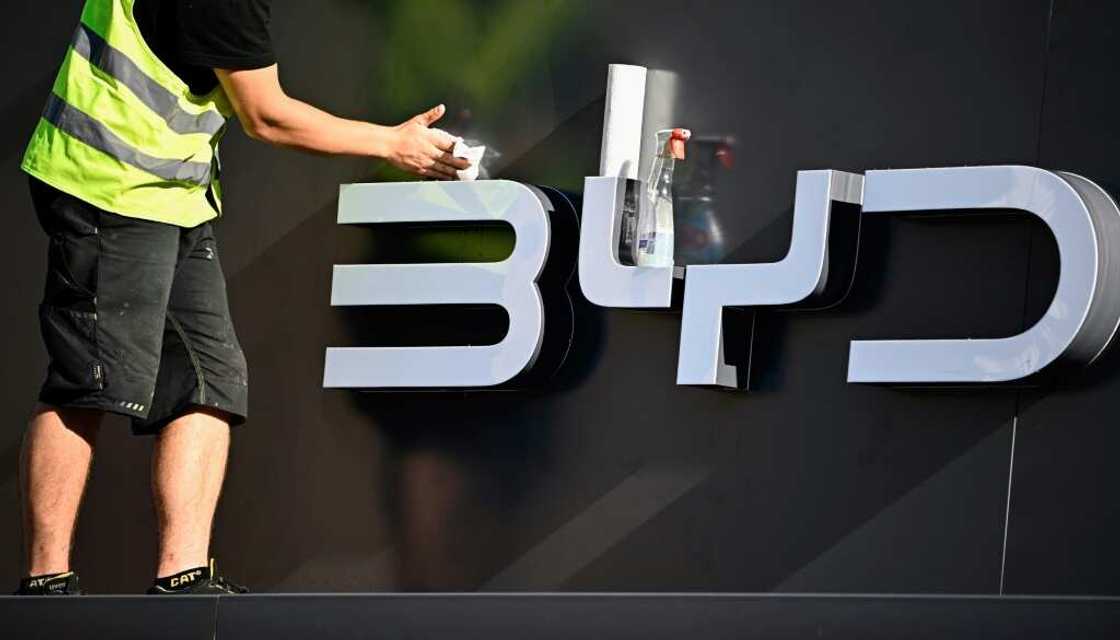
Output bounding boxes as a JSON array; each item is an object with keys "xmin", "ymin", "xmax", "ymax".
[
  {"xmin": 323, "ymin": 181, "xmax": 552, "ymax": 388},
  {"xmin": 677, "ymin": 170, "xmax": 864, "ymax": 387},
  {"xmin": 849, "ymin": 166, "xmax": 1120, "ymax": 383}
]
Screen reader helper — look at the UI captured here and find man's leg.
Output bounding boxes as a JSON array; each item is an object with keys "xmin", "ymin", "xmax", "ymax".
[
  {"xmin": 20, "ymin": 404, "xmax": 102, "ymax": 576},
  {"xmin": 151, "ymin": 408, "xmax": 231, "ymax": 577},
  {"xmin": 143, "ymin": 222, "xmax": 247, "ymax": 589}
]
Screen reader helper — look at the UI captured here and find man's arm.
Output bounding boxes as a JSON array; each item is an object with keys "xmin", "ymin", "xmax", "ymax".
[{"xmin": 216, "ymin": 65, "xmax": 470, "ymax": 180}]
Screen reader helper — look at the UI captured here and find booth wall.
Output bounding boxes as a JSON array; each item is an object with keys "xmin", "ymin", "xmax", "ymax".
[{"xmin": 0, "ymin": 0, "xmax": 1117, "ymax": 595}]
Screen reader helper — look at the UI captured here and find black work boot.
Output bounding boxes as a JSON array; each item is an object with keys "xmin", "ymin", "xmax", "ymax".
[
  {"xmin": 147, "ymin": 559, "xmax": 248, "ymax": 595},
  {"xmin": 15, "ymin": 571, "xmax": 82, "ymax": 595}
]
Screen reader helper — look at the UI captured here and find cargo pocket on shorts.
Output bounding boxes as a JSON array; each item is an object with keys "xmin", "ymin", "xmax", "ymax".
[
  {"xmin": 39, "ymin": 200, "xmax": 102, "ymax": 398},
  {"xmin": 39, "ymin": 304, "xmax": 103, "ymax": 396}
]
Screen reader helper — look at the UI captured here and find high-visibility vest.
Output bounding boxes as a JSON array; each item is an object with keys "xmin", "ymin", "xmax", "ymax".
[{"xmin": 22, "ymin": 0, "xmax": 233, "ymax": 228}]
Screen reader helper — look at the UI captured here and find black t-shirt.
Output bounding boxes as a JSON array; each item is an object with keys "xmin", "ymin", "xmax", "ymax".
[{"xmin": 133, "ymin": 0, "xmax": 275, "ymax": 96}]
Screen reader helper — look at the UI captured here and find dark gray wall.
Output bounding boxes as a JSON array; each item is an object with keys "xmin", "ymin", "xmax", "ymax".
[{"xmin": 0, "ymin": 0, "xmax": 1116, "ymax": 595}]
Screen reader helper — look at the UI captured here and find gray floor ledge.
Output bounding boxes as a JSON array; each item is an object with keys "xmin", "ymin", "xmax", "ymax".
[{"xmin": 2, "ymin": 592, "xmax": 1119, "ymax": 639}]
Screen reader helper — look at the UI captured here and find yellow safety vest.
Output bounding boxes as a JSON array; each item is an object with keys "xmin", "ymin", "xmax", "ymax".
[{"xmin": 22, "ymin": 0, "xmax": 233, "ymax": 228}]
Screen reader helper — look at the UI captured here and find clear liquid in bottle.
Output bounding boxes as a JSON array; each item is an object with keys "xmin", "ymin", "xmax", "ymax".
[{"xmin": 636, "ymin": 128, "xmax": 690, "ymax": 267}]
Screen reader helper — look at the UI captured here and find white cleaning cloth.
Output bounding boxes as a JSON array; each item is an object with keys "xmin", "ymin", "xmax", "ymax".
[{"xmin": 452, "ymin": 139, "xmax": 486, "ymax": 181}]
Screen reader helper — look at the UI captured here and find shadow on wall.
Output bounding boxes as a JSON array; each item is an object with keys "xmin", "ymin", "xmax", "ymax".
[
  {"xmin": 331, "ymin": 191, "xmax": 596, "ymax": 589},
  {"xmin": 213, "ymin": 162, "xmax": 603, "ymax": 592},
  {"xmin": 213, "ymin": 195, "xmax": 601, "ymax": 590}
]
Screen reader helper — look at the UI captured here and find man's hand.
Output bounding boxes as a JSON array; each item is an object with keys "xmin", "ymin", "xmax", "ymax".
[
  {"xmin": 216, "ymin": 66, "xmax": 470, "ymax": 180},
  {"xmin": 385, "ymin": 105, "xmax": 470, "ymax": 180}
]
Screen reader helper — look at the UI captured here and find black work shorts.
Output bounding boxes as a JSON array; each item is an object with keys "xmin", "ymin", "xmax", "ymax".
[{"xmin": 30, "ymin": 177, "xmax": 248, "ymax": 435}]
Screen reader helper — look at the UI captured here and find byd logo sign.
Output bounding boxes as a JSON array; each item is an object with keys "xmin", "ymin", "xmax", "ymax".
[{"xmin": 323, "ymin": 74, "xmax": 1120, "ymax": 391}]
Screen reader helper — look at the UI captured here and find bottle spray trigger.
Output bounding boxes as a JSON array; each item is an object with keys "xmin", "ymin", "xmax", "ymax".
[{"xmin": 665, "ymin": 128, "xmax": 691, "ymax": 160}]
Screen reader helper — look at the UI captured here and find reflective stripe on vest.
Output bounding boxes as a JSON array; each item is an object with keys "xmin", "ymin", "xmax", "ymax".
[
  {"xmin": 70, "ymin": 23, "xmax": 225, "ymax": 137},
  {"xmin": 43, "ymin": 93, "xmax": 212, "ymax": 185}
]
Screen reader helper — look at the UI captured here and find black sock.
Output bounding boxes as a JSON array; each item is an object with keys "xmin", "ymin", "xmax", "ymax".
[{"xmin": 154, "ymin": 565, "xmax": 210, "ymax": 591}]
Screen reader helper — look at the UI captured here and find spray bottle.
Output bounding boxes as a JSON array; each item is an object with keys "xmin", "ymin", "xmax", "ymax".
[{"xmin": 636, "ymin": 128, "xmax": 691, "ymax": 267}]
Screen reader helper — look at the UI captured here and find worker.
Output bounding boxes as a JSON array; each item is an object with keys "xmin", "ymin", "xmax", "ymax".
[{"xmin": 15, "ymin": 0, "xmax": 468, "ymax": 595}]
